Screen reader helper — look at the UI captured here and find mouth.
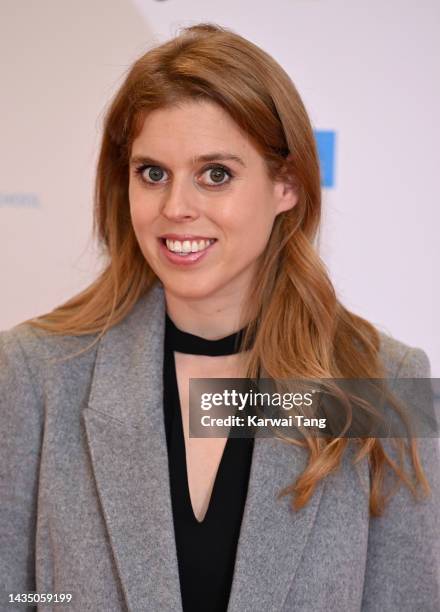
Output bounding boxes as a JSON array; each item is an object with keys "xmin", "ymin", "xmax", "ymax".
[
  {"xmin": 159, "ymin": 237, "xmax": 217, "ymax": 255},
  {"xmin": 157, "ymin": 237, "xmax": 218, "ymax": 265}
]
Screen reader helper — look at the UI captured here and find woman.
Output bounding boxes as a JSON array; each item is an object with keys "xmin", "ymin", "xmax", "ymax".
[{"xmin": 1, "ymin": 23, "xmax": 439, "ymax": 612}]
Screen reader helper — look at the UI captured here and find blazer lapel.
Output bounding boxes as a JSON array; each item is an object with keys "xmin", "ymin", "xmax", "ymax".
[
  {"xmin": 227, "ymin": 436, "xmax": 325, "ymax": 612},
  {"xmin": 83, "ymin": 281, "xmax": 325, "ymax": 612},
  {"xmin": 83, "ymin": 282, "xmax": 183, "ymax": 611}
]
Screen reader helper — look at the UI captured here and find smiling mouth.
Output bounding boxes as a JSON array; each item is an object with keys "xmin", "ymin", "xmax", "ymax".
[{"xmin": 159, "ymin": 237, "xmax": 217, "ymax": 255}]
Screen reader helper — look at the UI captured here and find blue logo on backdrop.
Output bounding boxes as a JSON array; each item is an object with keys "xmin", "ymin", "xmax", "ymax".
[{"xmin": 315, "ymin": 130, "xmax": 336, "ymax": 188}]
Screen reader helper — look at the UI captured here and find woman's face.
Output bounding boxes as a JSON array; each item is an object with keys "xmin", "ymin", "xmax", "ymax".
[{"xmin": 128, "ymin": 99, "xmax": 298, "ymax": 302}]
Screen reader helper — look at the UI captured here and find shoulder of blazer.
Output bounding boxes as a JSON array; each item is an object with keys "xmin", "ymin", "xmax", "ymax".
[
  {"xmin": 377, "ymin": 329, "xmax": 431, "ymax": 379},
  {"xmin": 0, "ymin": 282, "xmax": 166, "ymax": 390},
  {"xmin": 0, "ymin": 322, "xmax": 99, "ymax": 392}
]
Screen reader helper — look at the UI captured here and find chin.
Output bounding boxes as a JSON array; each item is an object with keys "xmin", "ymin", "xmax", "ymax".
[{"xmin": 161, "ymin": 277, "xmax": 221, "ymax": 301}]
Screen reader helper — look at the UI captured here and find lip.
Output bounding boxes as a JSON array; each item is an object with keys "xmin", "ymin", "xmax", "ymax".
[
  {"xmin": 158, "ymin": 237, "xmax": 217, "ymax": 266},
  {"xmin": 159, "ymin": 234, "xmax": 216, "ymax": 241}
]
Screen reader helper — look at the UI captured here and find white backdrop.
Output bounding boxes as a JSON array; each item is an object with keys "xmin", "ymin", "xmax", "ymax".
[{"xmin": 1, "ymin": 0, "xmax": 438, "ymax": 374}]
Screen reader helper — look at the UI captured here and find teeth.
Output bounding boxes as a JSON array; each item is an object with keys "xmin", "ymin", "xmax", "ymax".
[{"xmin": 165, "ymin": 238, "xmax": 215, "ymax": 254}]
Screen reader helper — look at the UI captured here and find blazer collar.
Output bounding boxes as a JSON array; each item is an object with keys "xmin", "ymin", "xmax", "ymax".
[{"xmin": 83, "ymin": 281, "xmax": 325, "ymax": 611}]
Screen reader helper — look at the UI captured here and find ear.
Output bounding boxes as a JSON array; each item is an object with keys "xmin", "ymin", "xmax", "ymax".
[
  {"xmin": 274, "ymin": 180, "xmax": 299, "ymax": 215},
  {"xmin": 273, "ymin": 154, "xmax": 299, "ymax": 215}
]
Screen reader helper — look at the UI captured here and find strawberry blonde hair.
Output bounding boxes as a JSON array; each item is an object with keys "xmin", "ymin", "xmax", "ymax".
[{"xmin": 24, "ymin": 22, "xmax": 430, "ymax": 516}]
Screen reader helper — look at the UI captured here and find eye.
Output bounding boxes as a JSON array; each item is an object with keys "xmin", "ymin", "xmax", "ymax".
[
  {"xmin": 201, "ymin": 164, "xmax": 234, "ymax": 186},
  {"xmin": 134, "ymin": 165, "xmax": 168, "ymax": 184},
  {"xmin": 133, "ymin": 163, "xmax": 234, "ymax": 188}
]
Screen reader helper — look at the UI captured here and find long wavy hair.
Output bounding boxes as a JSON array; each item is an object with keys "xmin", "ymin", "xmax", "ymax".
[{"xmin": 24, "ymin": 22, "xmax": 430, "ymax": 516}]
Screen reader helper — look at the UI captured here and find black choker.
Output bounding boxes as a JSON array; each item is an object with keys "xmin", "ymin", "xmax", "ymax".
[{"xmin": 164, "ymin": 312, "xmax": 249, "ymax": 356}]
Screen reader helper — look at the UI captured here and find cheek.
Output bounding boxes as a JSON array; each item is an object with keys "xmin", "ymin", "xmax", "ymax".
[
  {"xmin": 129, "ymin": 189, "xmax": 153, "ymax": 231},
  {"xmin": 225, "ymin": 190, "xmax": 274, "ymax": 240}
]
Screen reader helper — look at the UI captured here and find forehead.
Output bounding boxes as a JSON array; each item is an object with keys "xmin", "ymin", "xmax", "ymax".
[{"xmin": 131, "ymin": 99, "xmax": 259, "ymax": 162}]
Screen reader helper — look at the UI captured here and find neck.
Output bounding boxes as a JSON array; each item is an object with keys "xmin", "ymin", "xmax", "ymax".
[{"xmin": 163, "ymin": 287, "xmax": 250, "ymax": 340}]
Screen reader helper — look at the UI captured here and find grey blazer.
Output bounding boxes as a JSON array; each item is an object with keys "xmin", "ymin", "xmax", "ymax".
[{"xmin": 1, "ymin": 281, "xmax": 439, "ymax": 612}]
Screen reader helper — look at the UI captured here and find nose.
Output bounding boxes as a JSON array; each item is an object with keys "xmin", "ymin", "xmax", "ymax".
[{"xmin": 160, "ymin": 174, "xmax": 200, "ymax": 222}]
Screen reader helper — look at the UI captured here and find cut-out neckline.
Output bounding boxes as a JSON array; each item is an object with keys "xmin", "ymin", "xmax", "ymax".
[
  {"xmin": 172, "ymin": 349, "xmax": 235, "ymax": 524},
  {"xmin": 165, "ymin": 312, "xmax": 249, "ymax": 525}
]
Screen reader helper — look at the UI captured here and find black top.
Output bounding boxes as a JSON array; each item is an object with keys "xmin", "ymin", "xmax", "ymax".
[{"xmin": 163, "ymin": 312, "xmax": 255, "ymax": 612}]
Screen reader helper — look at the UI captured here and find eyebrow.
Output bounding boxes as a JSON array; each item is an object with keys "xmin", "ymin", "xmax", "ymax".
[{"xmin": 129, "ymin": 152, "xmax": 246, "ymax": 168}]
